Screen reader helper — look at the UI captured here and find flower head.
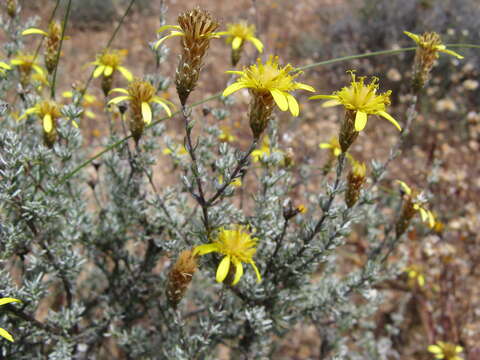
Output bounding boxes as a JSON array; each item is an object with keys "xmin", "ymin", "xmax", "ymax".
[
  {"xmin": 319, "ymin": 136, "xmax": 342, "ymax": 157},
  {"xmin": 428, "ymin": 341, "xmax": 463, "ymax": 360},
  {"xmin": 404, "ymin": 265, "xmax": 425, "ymax": 287},
  {"xmin": 397, "ymin": 180, "xmax": 435, "ymax": 228},
  {"xmin": 224, "ymin": 56, "xmax": 315, "ymax": 117},
  {"xmin": 21, "ymin": 100, "xmax": 62, "ymax": 134},
  {"xmin": 163, "ymin": 144, "xmax": 188, "ymax": 157},
  {"xmin": 218, "ymin": 22, "xmax": 263, "ymax": 53},
  {"xmin": 310, "ymin": 71, "xmax": 401, "ymax": 132},
  {"xmin": 194, "ymin": 225, "xmax": 261, "ymax": 285},
  {"xmin": 218, "ymin": 125, "xmax": 236, "ymax": 143},
  {"xmin": 109, "ymin": 80, "xmax": 173, "ymax": 142},
  {"xmin": 404, "ymin": 31, "xmax": 463, "ymax": 60},
  {"xmin": 10, "ymin": 53, "xmax": 46, "ymax": 86},
  {"xmin": 90, "ymin": 49, "xmax": 133, "ymax": 81},
  {"xmin": 0, "ymin": 297, "xmax": 21, "ymax": 342},
  {"xmin": 251, "ymin": 135, "xmax": 284, "ymax": 163}
]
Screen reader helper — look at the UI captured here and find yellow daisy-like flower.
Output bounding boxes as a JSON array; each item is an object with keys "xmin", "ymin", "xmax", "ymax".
[
  {"xmin": 0, "ymin": 61, "xmax": 12, "ymax": 75},
  {"xmin": 404, "ymin": 31, "xmax": 464, "ymax": 59},
  {"xmin": 404, "ymin": 265, "xmax": 425, "ymax": 287},
  {"xmin": 428, "ymin": 341, "xmax": 463, "ymax": 360},
  {"xmin": 0, "ymin": 297, "xmax": 21, "ymax": 342},
  {"xmin": 251, "ymin": 135, "xmax": 283, "ymax": 162},
  {"xmin": 397, "ymin": 180, "xmax": 435, "ymax": 228},
  {"xmin": 217, "ymin": 22, "xmax": 263, "ymax": 53},
  {"xmin": 319, "ymin": 136, "xmax": 342, "ymax": 157},
  {"xmin": 310, "ymin": 71, "xmax": 401, "ymax": 132},
  {"xmin": 218, "ymin": 174, "xmax": 242, "ymax": 188},
  {"xmin": 223, "ymin": 55, "xmax": 315, "ymax": 117},
  {"xmin": 89, "ymin": 49, "xmax": 133, "ymax": 81},
  {"xmin": 10, "ymin": 53, "xmax": 46, "ymax": 85},
  {"xmin": 163, "ymin": 144, "xmax": 188, "ymax": 156},
  {"xmin": 63, "ymin": 91, "xmax": 98, "ymax": 119},
  {"xmin": 21, "ymin": 100, "xmax": 62, "ymax": 133},
  {"xmin": 218, "ymin": 125, "xmax": 236, "ymax": 143},
  {"xmin": 108, "ymin": 80, "xmax": 173, "ymax": 125},
  {"xmin": 193, "ymin": 225, "xmax": 261, "ymax": 285}
]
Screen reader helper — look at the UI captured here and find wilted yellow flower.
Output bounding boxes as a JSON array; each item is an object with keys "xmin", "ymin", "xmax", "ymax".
[
  {"xmin": 428, "ymin": 341, "xmax": 463, "ymax": 360},
  {"xmin": 319, "ymin": 136, "xmax": 342, "ymax": 157},
  {"xmin": 397, "ymin": 180, "xmax": 435, "ymax": 228},
  {"xmin": 0, "ymin": 297, "xmax": 21, "ymax": 342},
  {"xmin": 224, "ymin": 56, "xmax": 315, "ymax": 117},
  {"xmin": 22, "ymin": 21, "xmax": 69, "ymax": 73},
  {"xmin": 194, "ymin": 225, "xmax": 261, "ymax": 285},
  {"xmin": 89, "ymin": 49, "xmax": 132, "ymax": 81},
  {"xmin": 404, "ymin": 31, "xmax": 463, "ymax": 60},
  {"xmin": 310, "ymin": 71, "xmax": 401, "ymax": 132},
  {"xmin": 404, "ymin": 265, "xmax": 425, "ymax": 287},
  {"xmin": 218, "ymin": 125, "xmax": 236, "ymax": 142}
]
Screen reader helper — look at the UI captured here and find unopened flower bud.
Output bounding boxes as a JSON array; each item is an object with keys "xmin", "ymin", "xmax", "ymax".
[
  {"xmin": 345, "ymin": 160, "xmax": 367, "ymax": 208},
  {"xmin": 339, "ymin": 110, "xmax": 359, "ymax": 153},
  {"xmin": 166, "ymin": 250, "xmax": 197, "ymax": 309}
]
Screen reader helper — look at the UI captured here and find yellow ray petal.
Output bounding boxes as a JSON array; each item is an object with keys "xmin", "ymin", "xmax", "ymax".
[
  {"xmin": 355, "ymin": 111, "xmax": 368, "ymax": 131},
  {"xmin": 216, "ymin": 256, "xmax": 231, "ymax": 283},
  {"xmin": 0, "ymin": 328, "xmax": 14, "ymax": 342},
  {"xmin": 117, "ymin": 66, "xmax": 133, "ymax": 82},
  {"xmin": 232, "ymin": 258, "xmax": 244, "ymax": 285},
  {"xmin": 250, "ymin": 261, "xmax": 262, "ymax": 283},
  {"xmin": 0, "ymin": 298, "xmax": 21, "ymax": 306},
  {"xmin": 232, "ymin": 36, "xmax": 243, "ymax": 50},
  {"xmin": 153, "ymin": 31, "xmax": 184, "ymax": 49},
  {"xmin": 378, "ymin": 111, "xmax": 402, "ymax": 131},
  {"xmin": 309, "ymin": 94, "xmax": 338, "ymax": 100},
  {"xmin": 43, "ymin": 114, "xmax": 53, "ymax": 133},
  {"xmin": 104, "ymin": 66, "xmax": 114, "ymax": 77},
  {"xmin": 438, "ymin": 48, "xmax": 464, "ymax": 59},
  {"xmin": 286, "ymin": 93, "xmax": 299, "ymax": 117},
  {"xmin": 322, "ymin": 99, "xmax": 341, "ymax": 108},
  {"xmin": 270, "ymin": 89, "xmax": 288, "ymax": 111},
  {"xmin": 248, "ymin": 36, "xmax": 264, "ymax": 53},
  {"xmin": 193, "ymin": 243, "xmax": 218, "ymax": 256},
  {"xmin": 107, "ymin": 96, "xmax": 130, "ymax": 105},
  {"xmin": 403, "ymin": 31, "xmax": 420, "ymax": 44},
  {"xmin": 151, "ymin": 97, "xmax": 172, "ymax": 117},
  {"xmin": 296, "ymin": 82, "xmax": 315, "ymax": 92},
  {"xmin": 109, "ymin": 88, "xmax": 129, "ymax": 95},
  {"xmin": 141, "ymin": 102, "xmax": 152, "ymax": 124},
  {"xmin": 93, "ymin": 65, "xmax": 105, "ymax": 78},
  {"xmin": 22, "ymin": 28, "xmax": 48, "ymax": 36},
  {"xmin": 223, "ymin": 82, "xmax": 248, "ymax": 97}
]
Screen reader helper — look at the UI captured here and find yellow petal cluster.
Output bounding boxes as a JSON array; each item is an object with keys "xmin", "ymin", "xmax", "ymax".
[
  {"xmin": 194, "ymin": 225, "xmax": 261, "ymax": 285},
  {"xmin": 223, "ymin": 56, "xmax": 315, "ymax": 117},
  {"xmin": 397, "ymin": 180, "xmax": 435, "ymax": 228},
  {"xmin": 21, "ymin": 100, "xmax": 62, "ymax": 133},
  {"xmin": 404, "ymin": 31, "xmax": 463, "ymax": 59},
  {"xmin": 90, "ymin": 49, "xmax": 133, "ymax": 81},
  {"xmin": 217, "ymin": 22, "xmax": 263, "ymax": 52},
  {"xmin": 310, "ymin": 71, "xmax": 401, "ymax": 132},
  {"xmin": 428, "ymin": 341, "xmax": 463, "ymax": 360}
]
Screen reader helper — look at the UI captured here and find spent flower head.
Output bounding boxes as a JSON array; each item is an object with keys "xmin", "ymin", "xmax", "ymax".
[
  {"xmin": 397, "ymin": 180, "xmax": 435, "ymax": 228},
  {"xmin": 428, "ymin": 341, "xmax": 463, "ymax": 360},
  {"xmin": 0, "ymin": 297, "xmax": 21, "ymax": 342},
  {"xmin": 404, "ymin": 31, "xmax": 463, "ymax": 60},
  {"xmin": 194, "ymin": 225, "xmax": 261, "ymax": 285}
]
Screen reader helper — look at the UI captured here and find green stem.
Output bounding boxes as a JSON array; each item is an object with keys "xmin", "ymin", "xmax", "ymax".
[
  {"xmin": 58, "ymin": 43, "xmax": 480, "ymax": 184},
  {"xmin": 50, "ymin": 0, "xmax": 72, "ymax": 99}
]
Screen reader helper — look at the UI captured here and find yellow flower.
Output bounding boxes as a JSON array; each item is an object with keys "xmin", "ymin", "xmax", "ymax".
[
  {"xmin": 296, "ymin": 204, "xmax": 307, "ymax": 214},
  {"xmin": 310, "ymin": 71, "xmax": 401, "ymax": 132},
  {"xmin": 0, "ymin": 297, "xmax": 21, "ymax": 342},
  {"xmin": 404, "ymin": 31, "xmax": 464, "ymax": 59},
  {"xmin": 404, "ymin": 265, "xmax": 425, "ymax": 287},
  {"xmin": 163, "ymin": 144, "xmax": 188, "ymax": 156},
  {"xmin": 10, "ymin": 53, "xmax": 45, "ymax": 77},
  {"xmin": 251, "ymin": 135, "xmax": 283, "ymax": 162},
  {"xmin": 223, "ymin": 56, "xmax": 315, "ymax": 117},
  {"xmin": 217, "ymin": 22, "xmax": 263, "ymax": 53},
  {"xmin": 0, "ymin": 61, "xmax": 11, "ymax": 75},
  {"xmin": 193, "ymin": 225, "xmax": 261, "ymax": 285},
  {"xmin": 428, "ymin": 341, "xmax": 463, "ymax": 360},
  {"xmin": 218, "ymin": 175, "xmax": 242, "ymax": 187},
  {"xmin": 63, "ymin": 91, "xmax": 98, "ymax": 119},
  {"xmin": 21, "ymin": 100, "xmax": 62, "ymax": 133},
  {"xmin": 397, "ymin": 180, "xmax": 435, "ymax": 228},
  {"xmin": 89, "ymin": 49, "xmax": 133, "ymax": 81},
  {"xmin": 218, "ymin": 125, "xmax": 236, "ymax": 142},
  {"xmin": 108, "ymin": 80, "xmax": 173, "ymax": 125},
  {"xmin": 319, "ymin": 136, "xmax": 342, "ymax": 157}
]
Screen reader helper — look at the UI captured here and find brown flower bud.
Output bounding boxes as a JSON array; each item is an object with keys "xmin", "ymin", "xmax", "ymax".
[
  {"xmin": 45, "ymin": 21, "xmax": 62, "ymax": 74},
  {"xmin": 339, "ymin": 110, "xmax": 359, "ymax": 153},
  {"xmin": 175, "ymin": 8, "xmax": 219, "ymax": 106},
  {"xmin": 345, "ymin": 160, "xmax": 366, "ymax": 208},
  {"xmin": 166, "ymin": 250, "xmax": 197, "ymax": 309},
  {"xmin": 395, "ymin": 197, "xmax": 417, "ymax": 237}
]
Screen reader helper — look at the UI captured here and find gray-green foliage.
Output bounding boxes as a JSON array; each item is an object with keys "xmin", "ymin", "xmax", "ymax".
[{"xmin": 0, "ymin": 3, "xmax": 422, "ymax": 360}]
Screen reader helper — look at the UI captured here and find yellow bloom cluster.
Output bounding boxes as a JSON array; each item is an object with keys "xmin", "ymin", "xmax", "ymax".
[
  {"xmin": 217, "ymin": 22, "xmax": 263, "ymax": 53},
  {"xmin": 428, "ymin": 341, "xmax": 463, "ymax": 360},
  {"xmin": 398, "ymin": 180, "xmax": 435, "ymax": 228}
]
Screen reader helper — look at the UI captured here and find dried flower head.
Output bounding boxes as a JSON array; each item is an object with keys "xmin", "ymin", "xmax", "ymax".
[
  {"xmin": 404, "ymin": 31, "xmax": 463, "ymax": 90},
  {"xmin": 217, "ymin": 22, "xmax": 263, "ymax": 66},
  {"xmin": 345, "ymin": 159, "xmax": 367, "ymax": 208},
  {"xmin": 22, "ymin": 21, "xmax": 68, "ymax": 73},
  {"xmin": 0, "ymin": 297, "xmax": 21, "ymax": 342},
  {"xmin": 109, "ymin": 80, "xmax": 173, "ymax": 143},
  {"xmin": 194, "ymin": 225, "xmax": 261, "ymax": 285},
  {"xmin": 224, "ymin": 56, "xmax": 314, "ymax": 138},
  {"xmin": 166, "ymin": 250, "xmax": 197, "ymax": 309},
  {"xmin": 156, "ymin": 8, "xmax": 219, "ymax": 105},
  {"xmin": 428, "ymin": 341, "xmax": 464, "ymax": 360}
]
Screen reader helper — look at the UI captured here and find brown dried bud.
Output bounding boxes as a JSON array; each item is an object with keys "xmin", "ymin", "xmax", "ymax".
[
  {"xmin": 339, "ymin": 110, "xmax": 359, "ymax": 153},
  {"xmin": 249, "ymin": 90, "xmax": 274, "ymax": 140},
  {"xmin": 175, "ymin": 8, "xmax": 219, "ymax": 106},
  {"xmin": 166, "ymin": 250, "xmax": 197, "ymax": 309},
  {"xmin": 411, "ymin": 32, "xmax": 442, "ymax": 92},
  {"xmin": 45, "ymin": 22, "xmax": 62, "ymax": 74},
  {"xmin": 395, "ymin": 197, "xmax": 417, "ymax": 237},
  {"xmin": 345, "ymin": 161, "xmax": 366, "ymax": 208}
]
